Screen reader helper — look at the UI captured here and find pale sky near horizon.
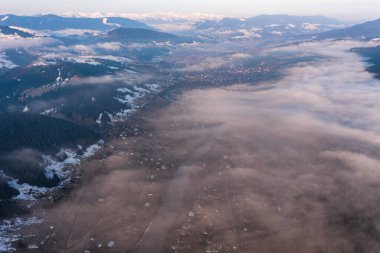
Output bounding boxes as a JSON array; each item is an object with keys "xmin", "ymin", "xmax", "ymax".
[{"xmin": 1, "ymin": 0, "xmax": 379, "ymax": 21}]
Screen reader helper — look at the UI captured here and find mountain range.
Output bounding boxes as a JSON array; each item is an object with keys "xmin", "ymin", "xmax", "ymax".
[
  {"xmin": 1, "ymin": 14, "xmax": 380, "ymax": 41},
  {"xmin": 317, "ymin": 18, "xmax": 380, "ymax": 39},
  {"xmin": 1, "ymin": 12, "xmax": 380, "ymax": 206},
  {"xmin": 196, "ymin": 14, "xmax": 343, "ymax": 30},
  {"xmin": 192, "ymin": 14, "xmax": 347, "ymax": 40},
  {"xmin": 0, "ymin": 14, "xmax": 150, "ymax": 31}
]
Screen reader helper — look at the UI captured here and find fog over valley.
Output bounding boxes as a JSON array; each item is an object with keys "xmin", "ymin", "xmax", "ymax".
[{"xmin": 0, "ymin": 4, "xmax": 380, "ymax": 253}]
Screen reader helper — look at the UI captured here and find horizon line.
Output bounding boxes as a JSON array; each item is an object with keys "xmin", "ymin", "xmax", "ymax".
[{"xmin": 0, "ymin": 12, "xmax": 374, "ymax": 24}]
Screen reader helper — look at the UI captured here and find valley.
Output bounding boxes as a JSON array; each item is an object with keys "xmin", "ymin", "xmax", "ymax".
[{"xmin": 0, "ymin": 12, "xmax": 380, "ymax": 253}]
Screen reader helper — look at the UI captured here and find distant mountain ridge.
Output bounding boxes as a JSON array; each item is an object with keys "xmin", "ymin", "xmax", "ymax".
[
  {"xmin": 196, "ymin": 14, "xmax": 343, "ymax": 30},
  {"xmin": 0, "ymin": 14, "xmax": 151, "ymax": 31},
  {"xmin": 194, "ymin": 14, "xmax": 345, "ymax": 40},
  {"xmin": 246, "ymin": 15, "xmax": 342, "ymax": 26},
  {"xmin": 106, "ymin": 27, "xmax": 179, "ymax": 42},
  {"xmin": 316, "ymin": 18, "xmax": 380, "ymax": 39}
]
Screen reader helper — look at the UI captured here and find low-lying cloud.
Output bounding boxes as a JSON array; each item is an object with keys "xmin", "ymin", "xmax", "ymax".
[
  {"xmin": 0, "ymin": 37, "xmax": 56, "ymax": 50},
  {"xmin": 138, "ymin": 40, "xmax": 380, "ymax": 252},
  {"xmin": 18, "ymin": 40, "xmax": 380, "ymax": 253}
]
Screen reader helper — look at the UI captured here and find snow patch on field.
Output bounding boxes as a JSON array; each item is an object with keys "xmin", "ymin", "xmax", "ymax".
[
  {"xmin": 39, "ymin": 52, "xmax": 132, "ymax": 66},
  {"xmin": 43, "ymin": 149, "xmax": 80, "ymax": 180},
  {"xmin": 0, "ymin": 217, "xmax": 43, "ymax": 252},
  {"xmin": 96, "ymin": 113, "xmax": 103, "ymax": 125},
  {"xmin": 231, "ymin": 29, "xmax": 262, "ymax": 40},
  {"xmin": 82, "ymin": 140, "xmax": 104, "ymax": 158},
  {"xmin": 271, "ymin": 31, "xmax": 283, "ymax": 36},
  {"xmin": 106, "ymin": 83, "xmax": 162, "ymax": 123},
  {"xmin": 102, "ymin": 18, "xmax": 121, "ymax": 27},
  {"xmin": 4, "ymin": 140, "xmax": 104, "ymax": 202},
  {"xmin": 6, "ymin": 179, "xmax": 49, "ymax": 201},
  {"xmin": 0, "ymin": 53, "xmax": 17, "ymax": 69},
  {"xmin": 145, "ymin": 83, "xmax": 160, "ymax": 92},
  {"xmin": 0, "ymin": 140, "xmax": 104, "ymax": 251},
  {"xmin": 41, "ymin": 107, "xmax": 57, "ymax": 116},
  {"xmin": 302, "ymin": 23, "xmax": 320, "ymax": 30}
]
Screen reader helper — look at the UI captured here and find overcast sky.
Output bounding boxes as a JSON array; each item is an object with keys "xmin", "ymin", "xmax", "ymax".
[{"xmin": 1, "ymin": 0, "xmax": 379, "ymax": 21}]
